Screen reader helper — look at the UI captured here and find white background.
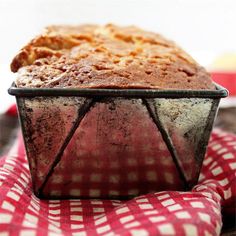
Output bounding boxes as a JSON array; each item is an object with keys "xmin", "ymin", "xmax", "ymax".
[{"xmin": 0, "ymin": 0, "xmax": 236, "ymax": 112}]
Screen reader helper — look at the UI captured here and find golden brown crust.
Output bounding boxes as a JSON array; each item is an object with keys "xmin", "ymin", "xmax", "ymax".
[{"xmin": 11, "ymin": 24, "xmax": 215, "ymax": 90}]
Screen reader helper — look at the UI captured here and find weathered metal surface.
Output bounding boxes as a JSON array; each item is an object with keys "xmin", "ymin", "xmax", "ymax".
[{"xmin": 9, "ymin": 84, "xmax": 227, "ymax": 199}]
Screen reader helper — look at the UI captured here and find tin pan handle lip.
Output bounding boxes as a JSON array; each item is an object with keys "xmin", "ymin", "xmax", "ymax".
[{"xmin": 8, "ymin": 82, "xmax": 228, "ymax": 98}]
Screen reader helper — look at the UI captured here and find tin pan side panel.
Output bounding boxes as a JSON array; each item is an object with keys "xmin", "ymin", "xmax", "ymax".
[
  {"xmin": 16, "ymin": 96, "xmax": 93, "ymax": 195},
  {"xmin": 145, "ymin": 98, "xmax": 220, "ymax": 188},
  {"xmin": 41, "ymin": 98, "xmax": 184, "ymax": 199},
  {"xmin": 16, "ymin": 94, "xmax": 221, "ymax": 199}
]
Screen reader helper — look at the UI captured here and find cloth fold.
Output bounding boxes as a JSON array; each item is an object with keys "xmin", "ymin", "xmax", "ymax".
[{"xmin": 0, "ymin": 128, "xmax": 235, "ymax": 236}]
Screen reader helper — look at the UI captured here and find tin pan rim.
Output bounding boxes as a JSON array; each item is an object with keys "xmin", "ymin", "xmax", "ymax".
[{"xmin": 8, "ymin": 82, "xmax": 228, "ymax": 98}]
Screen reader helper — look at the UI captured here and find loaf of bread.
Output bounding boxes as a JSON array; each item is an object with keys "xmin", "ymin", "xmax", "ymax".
[{"xmin": 11, "ymin": 24, "xmax": 215, "ymax": 90}]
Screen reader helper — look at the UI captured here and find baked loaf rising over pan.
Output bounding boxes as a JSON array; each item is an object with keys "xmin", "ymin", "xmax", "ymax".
[{"xmin": 11, "ymin": 24, "xmax": 215, "ymax": 90}]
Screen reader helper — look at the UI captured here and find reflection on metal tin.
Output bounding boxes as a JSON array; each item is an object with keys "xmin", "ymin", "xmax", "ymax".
[{"xmin": 9, "ymin": 83, "xmax": 228, "ymax": 199}]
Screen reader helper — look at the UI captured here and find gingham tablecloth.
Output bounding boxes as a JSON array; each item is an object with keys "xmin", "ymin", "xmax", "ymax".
[{"xmin": 0, "ymin": 125, "xmax": 236, "ymax": 235}]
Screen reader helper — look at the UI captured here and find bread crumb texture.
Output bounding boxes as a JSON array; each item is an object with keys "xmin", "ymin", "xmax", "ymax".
[{"xmin": 11, "ymin": 24, "xmax": 215, "ymax": 90}]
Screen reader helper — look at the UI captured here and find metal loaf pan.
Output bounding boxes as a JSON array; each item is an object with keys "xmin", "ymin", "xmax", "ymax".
[{"xmin": 9, "ymin": 83, "xmax": 228, "ymax": 199}]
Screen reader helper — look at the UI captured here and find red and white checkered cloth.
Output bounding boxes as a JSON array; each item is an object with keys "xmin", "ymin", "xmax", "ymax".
[{"xmin": 0, "ymin": 122, "xmax": 236, "ymax": 235}]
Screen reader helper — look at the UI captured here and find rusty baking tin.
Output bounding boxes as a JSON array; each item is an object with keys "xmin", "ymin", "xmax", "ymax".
[{"xmin": 9, "ymin": 83, "xmax": 228, "ymax": 199}]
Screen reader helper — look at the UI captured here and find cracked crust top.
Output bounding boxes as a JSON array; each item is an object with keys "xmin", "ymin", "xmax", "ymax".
[{"xmin": 11, "ymin": 24, "xmax": 215, "ymax": 90}]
